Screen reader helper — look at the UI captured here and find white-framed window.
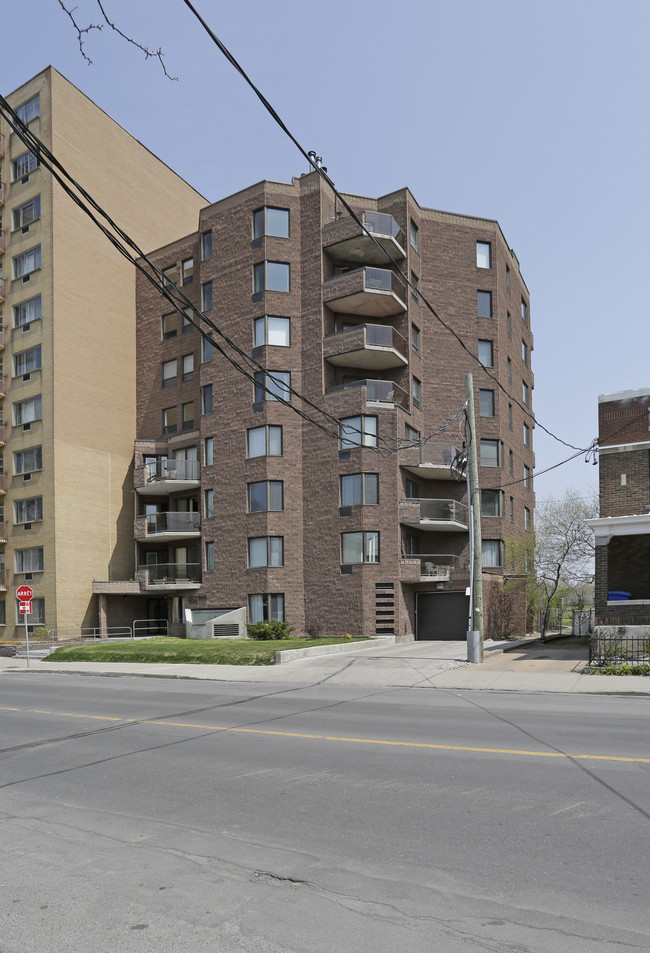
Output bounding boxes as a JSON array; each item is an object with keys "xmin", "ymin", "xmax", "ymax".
[
  {"xmin": 248, "ymin": 480, "xmax": 283, "ymax": 513},
  {"xmin": 341, "ymin": 531, "xmax": 380, "ymax": 565},
  {"xmin": 254, "ymin": 370, "xmax": 290, "ymax": 402},
  {"xmin": 14, "ymin": 395, "xmax": 41, "ymax": 425},
  {"xmin": 412, "ymin": 376, "xmax": 422, "ymax": 408},
  {"xmin": 479, "ymin": 389, "xmax": 495, "ymax": 417},
  {"xmin": 477, "ymin": 290, "xmax": 492, "ymax": 318},
  {"xmin": 161, "ymin": 265, "xmax": 177, "ymax": 289},
  {"xmin": 248, "ymin": 536, "xmax": 284, "ymax": 568},
  {"xmin": 181, "ymin": 258, "xmax": 194, "ymax": 285},
  {"xmin": 204, "ymin": 489, "xmax": 214, "ymax": 519},
  {"xmin": 247, "ymin": 425, "xmax": 282, "ymax": 458},
  {"xmin": 253, "ymin": 261, "xmax": 290, "ymax": 293},
  {"xmin": 481, "ymin": 489, "xmax": 503, "ymax": 517},
  {"xmin": 249, "ymin": 593, "xmax": 284, "ymax": 623},
  {"xmin": 14, "ymin": 346, "xmax": 41, "ymax": 376},
  {"xmin": 16, "ymin": 94, "xmax": 39, "ymax": 123},
  {"xmin": 12, "ymin": 196, "xmax": 41, "ymax": 230},
  {"xmin": 253, "ymin": 207, "xmax": 289, "ymax": 239},
  {"xmin": 205, "ymin": 541, "xmax": 215, "ymax": 571},
  {"xmin": 478, "ymin": 339, "xmax": 493, "ymax": 367},
  {"xmin": 162, "ymin": 313, "xmax": 177, "ymax": 339},
  {"xmin": 204, "ymin": 437, "xmax": 214, "ymax": 467},
  {"xmin": 476, "ymin": 241, "xmax": 491, "ymax": 269},
  {"xmin": 200, "ymin": 230, "xmax": 212, "ymax": 260},
  {"xmin": 409, "ymin": 219, "xmax": 419, "ymax": 252},
  {"xmin": 162, "ymin": 359, "xmax": 177, "ymax": 387},
  {"xmin": 13, "ymin": 295, "xmax": 41, "ymax": 327},
  {"xmin": 340, "ymin": 473, "xmax": 379, "ymax": 506},
  {"xmin": 480, "ymin": 439, "xmax": 501, "ymax": 468},
  {"xmin": 13, "ymin": 246, "xmax": 41, "ymax": 279},
  {"xmin": 254, "ymin": 315, "xmax": 290, "ymax": 347},
  {"xmin": 200, "ymin": 281, "xmax": 212, "ymax": 311},
  {"xmin": 13, "ymin": 445, "xmax": 42, "ymax": 475},
  {"xmin": 14, "ymin": 496, "xmax": 42, "ymax": 523},
  {"xmin": 482, "ymin": 540, "xmax": 504, "ymax": 568},
  {"xmin": 201, "ymin": 385, "xmax": 213, "ymax": 415},
  {"xmin": 182, "ymin": 354, "xmax": 194, "ymax": 382},
  {"xmin": 15, "ymin": 546, "xmax": 43, "ymax": 572},
  {"xmin": 11, "ymin": 152, "xmax": 39, "ymax": 180},
  {"xmin": 340, "ymin": 415, "xmax": 377, "ymax": 449}
]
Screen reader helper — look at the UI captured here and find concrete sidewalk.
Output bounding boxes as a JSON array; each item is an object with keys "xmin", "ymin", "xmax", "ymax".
[{"xmin": 1, "ymin": 639, "xmax": 649, "ymax": 694}]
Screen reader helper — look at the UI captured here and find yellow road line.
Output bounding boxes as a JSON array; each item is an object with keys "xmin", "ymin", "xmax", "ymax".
[{"xmin": 1, "ymin": 706, "xmax": 649, "ymax": 763}]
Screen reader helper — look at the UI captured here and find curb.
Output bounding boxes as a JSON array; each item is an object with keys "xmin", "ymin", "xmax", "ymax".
[{"xmin": 275, "ymin": 636, "xmax": 395, "ymax": 664}]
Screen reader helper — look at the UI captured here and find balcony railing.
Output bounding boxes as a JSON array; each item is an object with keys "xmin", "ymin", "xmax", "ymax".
[
  {"xmin": 400, "ymin": 498, "xmax": 469, "ymax": 527},
  {"xmin": 400, "ymin": 554, "xmax": 469, "ymax": 581},
  {"xmin": 0, "ymin": 568, "xmax": 6, "ymax": 591},
  {"xmin": 323, "ymin": 210, "xmax": 406, "ymax": 265},
  {"xmin": 324, "ymin": 266, "xmax": 407, "ymax": 317},
  {"xmin": 324, "ymin": 323, "xmax": 408, "ymax": 370},
  {"xmin": 140, "ymin": 562, "xmax": 201, "ymax": 586},
  {"xmin": 327, "ymin": 377, "xmax": 409, "ymax": 408},
  {"xmin": 144, "ymin": 459, "xmax": 200, "ymax": 483},
  {"xmin": 400, "ymin": 442, "xmax": 463, "ymax": 480},
  {"xmin": 146, "ymin": 512, "xmax": 200, "ymax": 535}
]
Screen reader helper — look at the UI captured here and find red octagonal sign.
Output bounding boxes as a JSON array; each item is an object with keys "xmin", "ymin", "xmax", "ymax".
[{"xmin": 16, "ymin": 585, "xmax": 33, "ymax": 601}]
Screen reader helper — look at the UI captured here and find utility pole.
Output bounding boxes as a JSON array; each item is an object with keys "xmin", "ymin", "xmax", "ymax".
[{"xmin": 465, "ymin": 373, "xmax": 483, "ymax": 662}]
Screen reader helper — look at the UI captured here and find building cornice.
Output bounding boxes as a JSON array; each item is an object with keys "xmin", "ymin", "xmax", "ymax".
[{"xmin": 587, "ymin": 513, "xmax": 650, "ymax": 545}]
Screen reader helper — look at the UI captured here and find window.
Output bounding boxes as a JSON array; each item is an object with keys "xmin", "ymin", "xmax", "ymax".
[
  {"xmin": 201, "ymin": 281, "xmax": 213, "ymax": 311},
  {"xmin": 13, "ymin": 246, "xmax": 41, "ymax": 279},
  {"xmin": 521, "ymin": 298, "xmax": 528, "ymax": 324},
  {"xmin": 14, "ymin": 395, "xmax": 41, "ymax": 425},
  {"xmin": 508, "ymin": 403, "xmax": 513, "ymax": 430},
  {"xmin": 405, "ymin": 477, "xmax": 419, "ymax": 499},
  {"xmin": 162, "ymin": 406, "xmax": 177, "ymax": 435},
  {"xmin": 15, "ymin": 547, "xmax": 43, "ymax": 572},
  {"xmin": 12, "ymin": 152, "xmax": 39, "ymax": 180},
  {"xmin": 16, "ymin": 94, "xmax": 39, "ymax": 123},
  {"xmin": 509, "ymin": 449, "xmax": 514, "ymax": 475},
  {"xmin": 479, "ymin": 389, "xmax": 495, "ymax": 417},
  {"xmin": 412, "ymin": 376, "xmax": 422, "ymax": 408},
  {"xmin": 13, "ymin": 295, "xmax": 41, "ymax": 327},
  {"xmin": 405, "ymin": 424, "xmax": 420, "ymax": 444},
  {"xmin": 14, "ymin": 446, "xmax": 41, "ymax": 475},
  {"xmin": 478, "ymin": 339, "xmax": 494, "ymax": 367},
  {"xmin": 409, "ymin": 219, "xmax": 419, "ymax": 252},
  {"xmin": 253, "ymin": 207, "xmax": 289, "ymax": 239},
  {"xmin": 510, "ymin": 497, "xmax": 514, "ymax": 522},
  {"xmin": 182, "ymin": 307, "xmax": 193, "ymax": 333},
  {"xmin": 411, "ymin": 271, "xmax": 420, "ymax": 301},
  {"xmin": 340, "ymin": 473, "xmax": 379, "ymax": 506},
  {"xmin": 254, "ymin": 315, "xmax": 290, "ymax": 348},
  {"xmin": 181, "ymin": 258, "xmax": 194, "ymax": 285},
  {"xmin": 507, "ymin": 357, "xmax": 512, "ymax": 384},
  {"xmin": 522, "ymin": 340, "xmax": 528, "ymax": 365},
  {"xmin": 506, "ymin": 264, "xmax": 511, "ymax": 291},
  {"xmin": 204, "ymin": 437, "xmax": 214, "ymax": 467},
  {"xmin": 480, "ymin": 439, "xmax": 501, "ymax": 468},
  {"xmin": 341, "ymin": 531, "xmax": 380, "ymax": 565},
  {"xmin": 340, "ymin": 415, "xmax": 378, "ymax": 449},
  {"xmin": 201, "ymin": 335, "xmax": 213, "ymax": 363},
  {"xmin": 249, "ymin": 593, "xmax": 284, "ymax": 623},
  {"xmin": 523, "ymin": 423, "xmax": 531, "ymax": 448},
  {"xmin": 476, "ymin": 242, "xmax": 491, "ymax": 269},
  {"xmin": 12, "ymin": 196, "xmax": 40, "ymax": 230},
  {"xmin": 254, "ymin": 370, "xmax": 290, "ymax": 402},
  {"xmin": 477, "ymin": 290, "xmax": 492, "ymax": 318},
  {"xmin": 200, "ymin": 231, "xmax": 212, "ymax": 260},
  {"xmin": 162, "ymin": 359, "xmax": 177, "ymax": 387},
  {"xmin": 14, "ymin": 346, "xmax": 41, "ymax": 376},
  {"xmin": 482, "ymin": 540, "xmax": 504, "ymax": 568},
  {"xmin": 162, "ymin": 313, "xmax": 177, "ymax": 339},
  {"xmin": 204, "ymin": 489, "xmax": 214, "ymax": 519},
  {"xmin": 253, "ymin": 261, "xmax": 290, "ymax": 293},
  {"xmin": 14, "ymin": 497, "xmax": 42, "ymax": 523},
  {"xmin": 182, "ymin": 401, "xmax": 194, "ymax": 430},
  {"xmin": 522, "ymin": 381, "xmax": 530, "ymax": 407},
  {"xmin": 162, "ymin": 265, "xmax": 178, "ymax": 289},
  {"xmin": 524, "ymin": 507, "xmax": 532, "ymax": 530},
  {"xmin": 201, "ymin": 385, "xmax": 213, "ymax": 415},
  {"xmin": 248, "ymin": 536, "xmax": 284, "ymax": 568},
  {"xmin": 247, "ymin": 425, "xmax": 282, "ymax": 458},
  {"xmin": 16, "ymin": 597, "xmax": 45, "ymax": 625},
  {"xmin": 205, "ymin": 541, "xmax": 215, "ymax": 571},
  {"xmin": 507, "ymin": 312, "xmax": 511, "ymax": 338},
  {"xmin": 0, "ymin": 602, "xmax": 5, "ymax": 626},
  {"xmin": 481, "ymin": 489, "xmax": 503, "ymax": 517},
  {"xmin": 248, "ymin": 480, "xmax": 283, "ymax": 513},
  {"xmin": 182, "ymin": 354, "xmax": 194, "ymax": 382},
  {"xmin": 524, "ymin": 465, "xmax": 531, "ymax": 489},
  {"xmin": 412, "ymin": 324, "xmax": 421, "ymax": 354}
]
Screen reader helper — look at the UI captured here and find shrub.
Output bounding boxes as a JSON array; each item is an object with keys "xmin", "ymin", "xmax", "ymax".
[{"xmin": 246, "ymin": 620, "xmax": 295, "ymax": 641}]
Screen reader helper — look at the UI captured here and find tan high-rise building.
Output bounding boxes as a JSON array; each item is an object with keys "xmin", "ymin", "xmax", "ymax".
[{"xmin": 0, "ymin": 67, "xmax": 206, "ymax": 638}]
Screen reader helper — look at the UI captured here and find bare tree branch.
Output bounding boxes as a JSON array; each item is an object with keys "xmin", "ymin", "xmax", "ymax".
[{"xmin": 57, "ymin": 1, "xmax": 177, "ymax": 79}]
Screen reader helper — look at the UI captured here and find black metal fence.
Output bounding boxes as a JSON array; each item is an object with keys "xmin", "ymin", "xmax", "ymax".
[{"xmin": 589, "ymin": 632, "xmax": 650, "ymax": 666}]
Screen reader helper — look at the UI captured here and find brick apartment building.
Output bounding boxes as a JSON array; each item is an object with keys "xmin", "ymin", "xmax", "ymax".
[
  {"xmin": 95, "ymin": 171, "xmax": 535, "ymax": 640},
  {"xmin": 589, "ymin": 387, "xmax": 650, "ymax": 626}
]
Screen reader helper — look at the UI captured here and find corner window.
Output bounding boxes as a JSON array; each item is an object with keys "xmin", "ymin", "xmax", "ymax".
[
  {"xmin": 181, "ymin": 258, "xmax": 194, "ymax": 285},
  {"xmin": 480, "ymin": 439, "xmax": 501, "ymax": 468},
  {"xmin": 340, "ymin": 473, "xmax": 379, "ymax": 506},
  {"xmin": 254, "ymin": 261, "xmax": 290, "ymax": 293},
  {"xmin": 13, "ymin": 295, "xmax": 41, "ymax": 327},
  {"xmin": 249, "ymin": 593, "xmax": 284, "ymax": 623},
  {"xmin": 254, "ymin": 371, "xmax": 290, "ymax": 402},
  {"xmin": 201, "ymin": 385, "xmax": 213, "ymax": 414},
  {"xmin": 409, "ymin": 219, "xmax": 419, "ymax": 252},
  {"xmin": 479, "ymin": 389, "xmax": 495, "ymax": 417},
  {"xmin": 162, "ymin": 313, "xmax": 177, "ymax": 339},
  {"xmin": 478, "ymin": 339, "xmax": 494, "ymax": 367},
  {"xmin": 201, "ymin": 281, "xmax": 213, "ymax": 311},
  {"xmin": 477, "ymin": 290, "xmax": 492, "ymax": 318},
  {"xmin": 341, "ymin": 531, "xmax": 380, "ymax": 565},
  {"xmin": 247, "ymin": 425, "xmax": 282, "ymax": 458},
  {"xmin": 14, "ymin": 395, "xmax": 42, "ymax": 425},
  {"xmin": 254, "ymin": 315, "xmax": 290, "ymax": 348},
  {"xmin": 482, "ymin": 540, "xmax": 504, "ymax": 568},
  {"xmin": 13, "ymin": 246, "xmax": 41, "ymax": 279},
  {"xmin": 476, "ymin": 242, "xmax": 491, "ymax": 269},
  {"xmin": 248, "ymin": 480, "xmax": 283, "ymax": 513},
  {"xmin": 16, "ymin": 94, "xmax": 39, "ymax": 123},
  {"xmin": 481, "ymin": 489, "xmax": 503, "ymax": 517},
  {"xmin": 200, "ymin": 231, "xmax": 212, "ymax": 260},
  {"xmin": 14, "ymin": 346, "xmax": 41, "ymax": 376},
  {"xmin": 11, "ymin": 152, "xmax": 39, "ymax": 180},
  {"xmin": 248, "ymin": 536, "xmax": 284, "ymax": 568},
  {"xmin": 12, "ymin": 196, "xmax": 41, "ymax": 230},
  {"xmin": 340, "ymin": 415, "xmax": 378, "ymax": 449},
  {"xmin": 253, "ymin": 207, "xmax": 290, "ymax": 239}
]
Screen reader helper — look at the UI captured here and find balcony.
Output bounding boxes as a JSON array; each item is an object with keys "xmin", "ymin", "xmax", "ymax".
[
  {"xmin": 327, "ymin": 377, "xmax": 409, "ymax": 409},
  {"xmin": 323, "ymin": 211, "xmax": 406, "ymax": 266},
  {"xmin": 324, "ymin": 267, "xmax": 407, "ymax": 318},
  {"xmin": 400, "ymin": 442, "xmax": 463, "ymax": 481},
  {"xmin": 400, "ymin": 554, "xmax": 469, "ymax": 583},
  {"xmin": 399, "ymin": 498, "xmax": 469, "ymax": 531},
  {"xmin": 0, "ymin": 569, "xmax": 6, "ymax": 591},
  {"xmin": 0, "ymin": 474, "xmax": 6, "ymax": 495},
  {"xmin": 136, "ymin": 511, "xmax": 201, "ymax": 540},
  {"xmin": 0, "ymin": 376, "xmax": 6, "ymax": 399},
  {"xmin": 139, "ymin": 562, "xmax": 201, "ymax": 590},
  {"xmin": 0, "ymin": 521, "xmax": 6, "ymax": 543},
  {"xmin": 324, "ymin": 324, "xmax": 408, "ymax": 371},
  {"xmin": 0, "ymin": 278, "xmax": 5, "ymax": 303},
  {"xmin": 0, "ymin": 424, "xmax": 6, "ymax": 447},
  {"xmin": 135, "ymin": 459, "xmax": 200, "ymax": 496}
]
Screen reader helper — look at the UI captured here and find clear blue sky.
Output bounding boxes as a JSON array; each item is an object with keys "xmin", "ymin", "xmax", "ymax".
[{"xmin": 2, "ymin": 0, "xmax": 648, "ymax": 503}]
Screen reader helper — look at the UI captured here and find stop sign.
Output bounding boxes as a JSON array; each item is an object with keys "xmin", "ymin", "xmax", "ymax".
[{"xmin": 16, "ymin": 585, "xmax": 33, "ymax": 601}]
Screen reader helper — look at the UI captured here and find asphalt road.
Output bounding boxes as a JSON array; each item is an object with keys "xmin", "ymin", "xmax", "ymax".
[{"xmin": 1, "ymin": 674, "xmax": 649, "ymax": 953}]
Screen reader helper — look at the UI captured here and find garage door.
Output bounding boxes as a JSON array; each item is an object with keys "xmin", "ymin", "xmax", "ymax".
[{"xmin": 416, "ymin": 591, "xmax": 469, "ymax": 641}]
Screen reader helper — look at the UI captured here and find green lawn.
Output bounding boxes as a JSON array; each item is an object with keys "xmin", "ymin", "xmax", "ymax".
[{"xmin": 45, "ymin": 636, "xmax": 366, "ymax": 666}]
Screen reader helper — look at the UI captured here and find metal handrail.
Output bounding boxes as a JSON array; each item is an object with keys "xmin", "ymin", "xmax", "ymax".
[
  {"xmin": 146, "ymin": 512, "xmax": 200, "ymax": 534},
  {"xmin": 400, "ymin": 498, "xmax": 469, "ymax": 523}
]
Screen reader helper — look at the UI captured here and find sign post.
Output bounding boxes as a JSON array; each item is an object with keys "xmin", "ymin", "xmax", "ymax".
[{"xmin": 16, "ymin": 586, "xmax": 33, "ymax": 668}]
